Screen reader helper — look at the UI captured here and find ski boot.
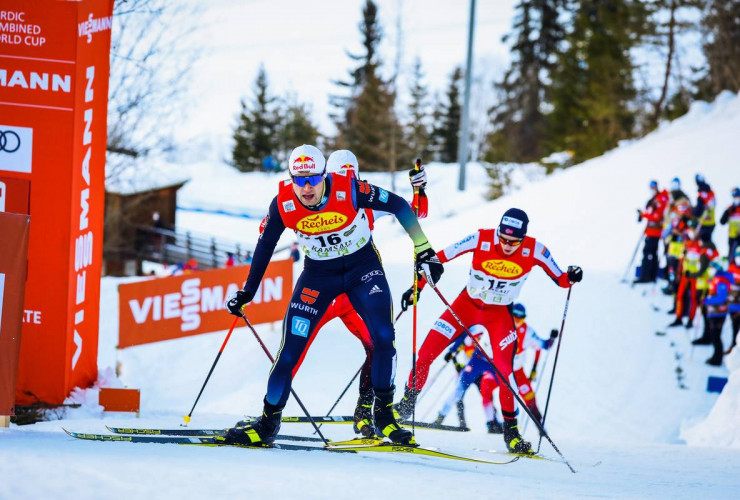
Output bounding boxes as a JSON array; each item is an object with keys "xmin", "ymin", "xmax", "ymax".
[
  {"xmin": 692, "ymin": 336, "xmax": 711, "ymax": 346},
  {"xmin": 433, "ymin": 413, "xmax": 445, "ymax": 425},
  {"xmin": 486, "ymin": 420, "xmax": 503, "ymax": 434},
  {"xmin": 353, "ymin": 388, "xmax": 376, "ymax": 438},
  {"xmin": 686, "ymin": 319, "xmax": 694, "ymax": 329},
  {"xmin": 668, "ymin": 317, "xmax": 683, "ymax": 328},
  {"xmin": 374, "ymin": 387, "xmax": 415, "ymax": 445},
  {"xmin": 219, "ymin": 398, "xmax": 284, "ymax": 446},
  {"xmin": 503, "ymin": 419, "xmax": 533, "ymax": 455},
  {"xmin": 456, "ymin": 399, "xmax": 467, "ymax": 429},
  {"xmin": 393, "ymin": 385, "xmax": 419, "ymax": 420}
]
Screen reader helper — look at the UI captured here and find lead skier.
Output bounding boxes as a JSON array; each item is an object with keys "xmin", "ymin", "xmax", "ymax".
[
  {"xmin": 221, "ymin": 144, "xmax": 443, "ymax": 446},
  {"xmin": 395, "ymin": 208, "xmax": 582, "ymax": 454},
  {"xmin": 287, "ymin": 149, "xmax": 428, "ymax": 438}
]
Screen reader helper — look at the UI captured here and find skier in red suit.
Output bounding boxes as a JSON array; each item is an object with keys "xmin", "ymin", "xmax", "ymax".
[{"xmin": 394, "ymin": 208, "xmax": 582, "ymax": 454}]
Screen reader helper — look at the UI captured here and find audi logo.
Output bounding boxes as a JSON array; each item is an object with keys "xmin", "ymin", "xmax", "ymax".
[{"xmin": 0, "ymin": 130, "xmax": 21, "ymax": 153}]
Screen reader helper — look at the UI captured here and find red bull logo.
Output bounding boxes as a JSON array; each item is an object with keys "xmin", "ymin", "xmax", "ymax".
[
  {"xmin": 297, "ymin": 212, "xmax": 348, "ymax": 234},
  {"xmin": 292, "ymin": 155, "xmax": 316, "ymax": 171}
]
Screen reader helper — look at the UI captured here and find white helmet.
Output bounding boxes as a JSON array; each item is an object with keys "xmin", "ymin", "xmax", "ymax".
[
  {"xmin": 289, "ymin": 144, "xmax": 326, "ymax": 176},
  {"xmin": 326, "ymin": 150, "xmax": 359, "ymax": 176}
]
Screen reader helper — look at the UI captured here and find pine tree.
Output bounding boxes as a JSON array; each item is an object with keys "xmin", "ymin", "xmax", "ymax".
[
  {"xmin": 403, "ymin": 57, "xmax": 433, "ymax": 166},
  {"xmin": 232, "ymin": 65, "xmax": 278, "ymax": 172},
  {"xmin": 548, "ymin": 1, "xmax": 647, "ymax": 162},
  {"xmin": 432, "ymin": 67, "xmax": 463, "ymax": 163},
  {"xmin": 275, "ymin": 97, "xmax": 321, "ymax": 165},
  {"xmin": 485, "ymin": 0, "xmax": 567, "ymax": 163},
  {"xmin": 331, "ymin": 0, "xmax": 397, "ymax": 171},
  {"xmin": 697, "ymin": 0, "xmax": 740, "ymax": 99}
]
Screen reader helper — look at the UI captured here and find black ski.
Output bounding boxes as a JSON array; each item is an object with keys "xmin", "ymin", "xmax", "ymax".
[
  {"xmin": 64, "ymin": 429, "xmax": 344, "ymax": 452},
  {"xmin": 105, "ymin": 426, "xmax": 323, "ymax": 443},
  {"xmin": 267, "ymin": 415, "xmax": 469, "ymax": 432}
]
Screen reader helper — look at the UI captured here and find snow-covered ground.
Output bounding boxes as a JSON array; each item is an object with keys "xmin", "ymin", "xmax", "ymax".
[{"xmin": 2, "ymin": 92, "xmax": 740, "ymax": 499}]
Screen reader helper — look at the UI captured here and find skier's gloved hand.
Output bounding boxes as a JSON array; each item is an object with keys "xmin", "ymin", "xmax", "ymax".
[
  {"xmin": 400, "ymin": 286, "xmax": 420, "ymax": 311},
  {"xmin": 443, "ymin": 350, "xmax": 455, "ymax": 363},
  {"xmin": 408, "ymin": 167, "xmax": 427, "ymax": 189},
  {"xmin": 224, "ymin": 289, "xmax": 253, "ymax": 317},
  {"xmin": 567, "ymin": 265, "xmax": 583, "ymax": 284},
  {"xmin": 637, "ymin": 209, "xmax": 643, "ymax": 223},
  {"xmin": 544, "ymin": 338, "xmax": 555, "ymax": 349},
  {"xmin": 529, "ymin": 369, "xmax": 537, "ymax": 382},
  {"xmin": 415, "ymin": 246, "xmax": 444, "ymax": 285},
  {"xmin": 550, "ymin": 328, "xmax": 559, "ymax": 339}
]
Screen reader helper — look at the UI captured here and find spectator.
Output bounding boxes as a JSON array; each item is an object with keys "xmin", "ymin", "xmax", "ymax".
[
  {"xmin": 225, "ymin": 252, "xmax": 236, "ymax": 268},
  {"xmin": 692, "ymin": 174, "xmax": 716, "ymax": 243},
  {"xmin": 635, "ymin": 180, "xmax": 669, "ymax": 284},
  {"xmin": 719, "ymin": 187, "xmax": 740, "ymax": 257}
]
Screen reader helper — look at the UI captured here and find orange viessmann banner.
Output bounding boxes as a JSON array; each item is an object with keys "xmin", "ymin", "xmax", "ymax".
[{"xmin": 118, "ymin": 259, "xmax": 293, "ymax": 348}]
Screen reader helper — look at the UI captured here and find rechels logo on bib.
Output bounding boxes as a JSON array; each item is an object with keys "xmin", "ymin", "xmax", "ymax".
[
  {"xmin": 481, "ymin": 259, "xmax": 522, "ymax": 278},
  {"xmin": 297, "ymin": 212, "xmax": 347, "ymax": 234}
]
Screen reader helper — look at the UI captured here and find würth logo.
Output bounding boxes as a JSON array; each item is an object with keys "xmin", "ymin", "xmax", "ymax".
[{"xmin": 300, "ymin": 288, "xmax": 319, "ymax": 305}]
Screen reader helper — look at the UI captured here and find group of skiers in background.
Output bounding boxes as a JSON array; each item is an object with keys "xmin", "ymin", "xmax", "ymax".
[{"xmin": 634, "ymin": 174, "xmax": 740, "ymax": 366}]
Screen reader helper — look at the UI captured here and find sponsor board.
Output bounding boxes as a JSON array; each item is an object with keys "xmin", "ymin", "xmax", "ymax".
[
  {"xmin": 0, "ymin": 125, "xmax": 32, "ymax": 173},
  {"xmin": 118, "ymin": 260, "xmax": 292, "ymax": 348}
]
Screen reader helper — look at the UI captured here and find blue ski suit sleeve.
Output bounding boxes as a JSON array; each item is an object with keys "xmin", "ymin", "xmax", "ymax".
[{"xmin": 243, "ymin": 197, "xmax": 285, "ymax": 295}]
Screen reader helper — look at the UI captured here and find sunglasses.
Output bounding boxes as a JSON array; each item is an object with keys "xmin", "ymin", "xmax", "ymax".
[
  {"xmin": 499, "ymin": 235, "xmax": 523, "ymax": 247},
  {"xmin": 292, "ymin": 174, "xmax": 324, "ymax": 187}
]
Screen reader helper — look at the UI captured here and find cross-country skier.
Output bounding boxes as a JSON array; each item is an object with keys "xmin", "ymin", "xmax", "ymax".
[
  {"xmin": 670, "ymin": 234, "xmax": 718, "ymax": 329},
  {"xmin": 395, "ymin": 208, "xmax": 582, "ymax": 454},
  {"xmin": 719, "ymin": 187, "xmax": 740, "ymax": 257},
  {"xmin": 433, "ymin": 326, "xmax": 496, "ymax": 430},
  {"xmin": 220, "ymin": 145, "xmax": 443, "ymax": 446},
  {"xmin": 635, "ymin": 180, "xmax": 669, "ymax": 284},
  {"xmin": 287, "ymin": 149, "xmax": 429, "ymax": 438}
]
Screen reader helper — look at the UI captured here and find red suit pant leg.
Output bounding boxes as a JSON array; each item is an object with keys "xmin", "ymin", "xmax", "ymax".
[
  {"xmin": 481, "ymin": 306, "xmax": 518, "ymax": 420},
  {"xmin": 513, "ymin": 368, "xmax": 536, "ymax": 407},
  {"xmin": 407, "ymin": 292, "xmax": 480, "ymax": 391},
  {"xmin": 335, "ymin": 295, "xmax": 374, "ymax": 394}
]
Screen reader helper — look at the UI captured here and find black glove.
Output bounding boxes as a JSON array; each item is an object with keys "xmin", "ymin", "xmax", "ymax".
[
  {"xmin": 567, "ymin": 265, "xmax": 583, "ymax": 283},
  {"xmin": 550, "ymin": 328, "xmax": 559, "ymax": 339},
  {"xmin": 544, "ymin": 338, "xmax": 555, "ymax": 349},
  {"xmin": 400, "ymin": 286, "xmax": 420, "ymax": 311},
  {"xmin": 529, "ymin": 368, "xmax": 537, "ymax": 382},
  {"xmin": 224, "ymin": 289, "xmax": 253, "ymax": 317},
  {"xmin": 443, "ymin": 351, "xmax": 455, "ymax": 363},
  {"xmin": 637, "ymin": 209, "xmax": 642, "ymax": 223},
  {"xmin": 415, "ymin": 247, "xmax": 444, "ymax": 286}
]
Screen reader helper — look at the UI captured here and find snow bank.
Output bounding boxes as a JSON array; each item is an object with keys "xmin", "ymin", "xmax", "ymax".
[{"xmin": 681, "ymin": 342, "xmax": 740, "ymax": 449}]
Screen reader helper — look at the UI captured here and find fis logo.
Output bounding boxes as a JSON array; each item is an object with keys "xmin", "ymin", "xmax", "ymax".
[
  {"xmin": 282, "ymin": 200, "xmax": 296, "ymax": 213},
  {"xmin": 499, "ymin": 330, "xmax": 517, "ymax": 350}
]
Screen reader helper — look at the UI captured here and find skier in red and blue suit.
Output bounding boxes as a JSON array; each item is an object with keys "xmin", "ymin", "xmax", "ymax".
[
  {"xmin": 394, "ymin": 208, "xmax": 582, "ymax": 454},
  {"xmin": 288, "ymin": 149, "xmax": 429, "ymax": 437},
  {"xmin": 221, "ymin": 144, "xmax": 444, "ymax": 446}
]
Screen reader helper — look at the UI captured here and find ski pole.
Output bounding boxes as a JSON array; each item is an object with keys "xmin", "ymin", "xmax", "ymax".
[
  {"xmin": 315, "ymin": 364, "xmax": 362, "ymax": 433},
  {"xmin": 621, "ymin": 231, "xmax": 643, "ymax": 283},
  {"xmin": 318, "ymin": 307, "xmax": 406, "ymax": 431},
  {"xmin": 241, "ymin": 315, "xmax": 331, "ymax": 446},
  {"xmin": 411, "ymin": 157, "xmax": 422, "ymax": 436},
  {"xmin": 182, "ymin": 316, "xmax": 239, "ymax": 426},
  {"xmin": 427, "ymin": 282, "xmax": 576, "ymax": 473},
  {"xmin": 535, "ymin": 287, "xmax": 572, "ymax": 454},
  {"xmin": 523, "ymin": 347, "xmax": 551, "ymax": 435}
]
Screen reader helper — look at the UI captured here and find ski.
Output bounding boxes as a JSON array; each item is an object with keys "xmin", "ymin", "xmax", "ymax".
[
  {"xmin": 63, "ymin": 429, "xmax": 342, "ymax": 452},
  {"xmin": 327, "ymin": 442, "xmax": 517, "ymax": 465},
  {"xmin": 105, "ymin": 426, "xmax": 324, "ymax": 443},
  {"xmin": 269, "ymin": 415, "xmax": 469, "ymax": 432}
]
